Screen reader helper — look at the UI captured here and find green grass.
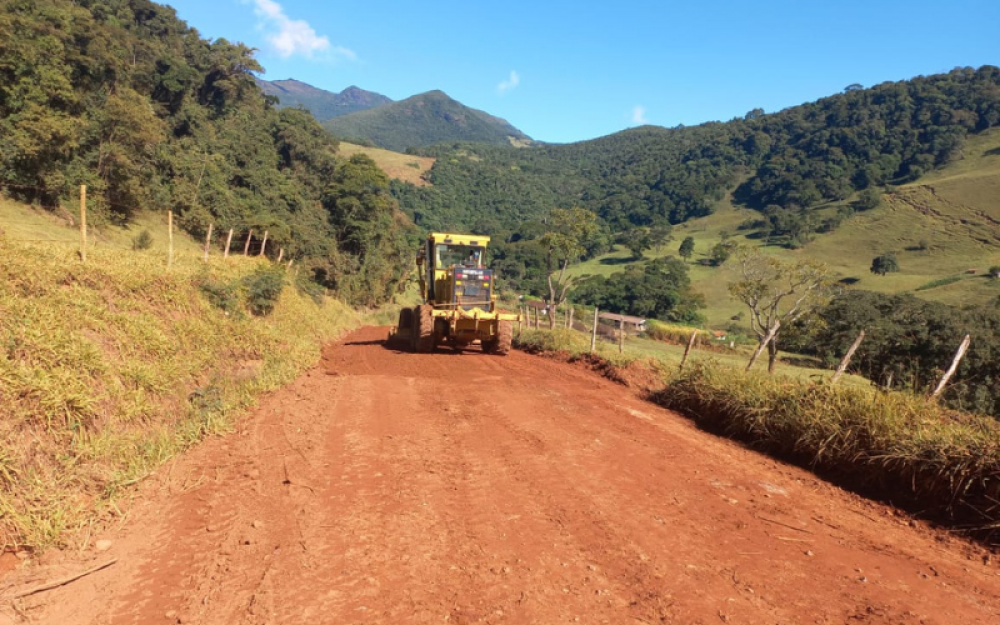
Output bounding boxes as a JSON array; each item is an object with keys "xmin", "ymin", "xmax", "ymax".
[
  {"xmin": 0, "ymin": 202, "xmax": 372, "ymax": 550},
  {"xmin": 566, "ymin": 127, "xmax": 1000, "ymax": 327}
]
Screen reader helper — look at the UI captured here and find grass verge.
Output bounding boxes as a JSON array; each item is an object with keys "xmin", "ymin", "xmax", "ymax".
[
  {"xmin": 0, "ymin": 237, "xmax": 365, "ymax": 551},
  {"xmin": 515, "ymin": 328, "xmax": 1000, "ymax": 541}
]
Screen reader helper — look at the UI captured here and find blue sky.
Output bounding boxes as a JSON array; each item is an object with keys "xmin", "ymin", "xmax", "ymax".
[{"xmin": 164, "ymin": 0, "xmax": 999, "ymax": 144}]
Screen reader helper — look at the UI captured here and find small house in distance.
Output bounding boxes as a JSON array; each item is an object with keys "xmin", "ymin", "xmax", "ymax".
[{"xmin": 598, "ymin": 312, "xmax": 647, "ymax": 333}]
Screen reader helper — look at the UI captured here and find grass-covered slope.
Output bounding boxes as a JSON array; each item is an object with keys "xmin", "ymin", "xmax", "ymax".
[
  {"xmin": 337, "ymin": 142, "xmax": 435, "ymax": 187},
  {"xmin": 0, "ymin": 210, "xmax": 366, "ymax": 550},
  {"xmin": 567, "ymin": 128, "xmax": 1000, "ymax": 326}
]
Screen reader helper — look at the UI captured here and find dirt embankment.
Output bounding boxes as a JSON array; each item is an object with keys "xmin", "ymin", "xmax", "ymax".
[{"xmin": 3, "ymin": 326, "xmax": 1000, "ymax": 624}]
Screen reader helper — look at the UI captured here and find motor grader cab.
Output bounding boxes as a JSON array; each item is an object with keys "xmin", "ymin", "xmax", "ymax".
[{"xmin": 389, "ymin": 232, "xmax": 519, "ymax": 354}]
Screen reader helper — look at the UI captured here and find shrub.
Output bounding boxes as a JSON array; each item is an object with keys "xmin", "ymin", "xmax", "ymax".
[
  {"xmin": 197, "ymin": 275, "xmax": 242, "ymax": 315},
  {"xmin": 131, "ymin": 229, "xmax": 153, "ymax": 251},
  {"xmin": 243, "ymin": 266, "xmax": 285, "ymax": 316}
]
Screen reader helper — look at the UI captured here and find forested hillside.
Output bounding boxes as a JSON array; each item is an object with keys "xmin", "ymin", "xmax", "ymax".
[
  {"xmin": 0, "ymin": 0, "xmax": 413, "ymax": 305},
  {"xmin": 394, "ymin": 67, "xmax": 1000, "ymax": 245}
]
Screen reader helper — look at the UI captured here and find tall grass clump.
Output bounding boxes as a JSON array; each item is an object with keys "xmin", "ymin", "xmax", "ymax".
[
  {"xmin": 652, "ymin": 364, "xmax": 1000, "ymax": 531},
  {"xmin": 645, "ymin": 320, "xmax": 707, "ymax": 345},
  {"xmin": 0, "ymin": 238, "xmax": 362, "ymax": 550}
]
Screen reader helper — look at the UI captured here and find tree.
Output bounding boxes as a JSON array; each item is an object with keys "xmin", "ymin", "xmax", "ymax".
[
  {"xmin": 540, "ymin": 207, "xmax": 599, "ymax": 329},
  {"xmin": 729, "ymin": 247, "xmax": 836, "ymax": 373},
  {"xmin": 623, "ymin": 227, "xmax": 652, "ymax": 260},
  {"xmin": 857, "ymin": 187, "xmax": 882, "ymax": 211},
  {"xmin": 649, "ymin": 223, "xmax": 673, "ymax": 254},
  {"xmin": 709, "ymin": 240, "xmax": 736, "ymax": 266},
  {"xmin": 678, "ymin": 236, "xmax": 695, "ymax": 262},
  {"xmin": 870, "ymin": 253, "xmax": 899, "ymax": 276}
]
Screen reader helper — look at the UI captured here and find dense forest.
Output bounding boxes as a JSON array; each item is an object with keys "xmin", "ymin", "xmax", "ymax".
[
  {"xmin": 0, "ymin": 0, "xmax": 414, "ymax": 305},
  {"xmin": 393, "ymin": 65, "xmax": 1000, "ymax": 258}
]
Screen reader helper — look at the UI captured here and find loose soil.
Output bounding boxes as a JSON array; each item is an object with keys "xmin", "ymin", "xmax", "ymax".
[{"xmin": 3, "ymin": 326, "xmax": 1000, "ymax": 624}]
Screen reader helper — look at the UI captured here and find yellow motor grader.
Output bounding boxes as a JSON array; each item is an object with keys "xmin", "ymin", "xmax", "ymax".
[{"xmin": 389, "ymin": 232, "xmax": 520, "ymax": 354}]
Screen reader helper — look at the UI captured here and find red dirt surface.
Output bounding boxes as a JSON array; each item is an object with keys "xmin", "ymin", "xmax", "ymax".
[{"xmin": 3, "ymin": 325, "xmax": 1000, "ymax": 624}]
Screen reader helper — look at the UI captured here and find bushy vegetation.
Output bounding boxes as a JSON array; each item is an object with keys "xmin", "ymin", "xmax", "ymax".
[
  {"xmin": 571, "ymin": 257, "xmax": 705, "ymax": 323},
  {"xmin": 0, "ymin": 238, "xmax": 362, "ymax": 549},
  {"xmin": 0, "ymin": 0, "xmax": 414, "ymax": 305}
]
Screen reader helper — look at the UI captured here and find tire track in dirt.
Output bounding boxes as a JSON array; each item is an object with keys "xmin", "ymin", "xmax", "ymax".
[{"xmin": 8, "ymin": 326, "xmax": 1000, "ymax": 624}]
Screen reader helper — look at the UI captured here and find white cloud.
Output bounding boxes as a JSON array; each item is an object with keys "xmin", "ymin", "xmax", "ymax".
[
  {"xmin": 497, "ymin": 70, "xmax": 520, "ymax": 94},
  {"xmin": 631, "ymin": 105, "xmax": 649, "ymax": 124},
  {"xmin": 250, "ymin": 0, "xmax": 353, "ymax": 61}
]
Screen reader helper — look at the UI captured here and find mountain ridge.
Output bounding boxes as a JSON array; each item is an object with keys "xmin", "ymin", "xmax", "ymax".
[
  {"xmin": 322, "ymin": 89, "xmax": 532, "ymax": 152},
  {"xmin": 254, "ymin": 78, "xmax": 392, "ymax": 119}
]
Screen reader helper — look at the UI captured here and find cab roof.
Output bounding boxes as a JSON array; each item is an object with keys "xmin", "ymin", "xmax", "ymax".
[{"xmin": 427, "ymin": 232, "xmax": 491, "ymax": 247}]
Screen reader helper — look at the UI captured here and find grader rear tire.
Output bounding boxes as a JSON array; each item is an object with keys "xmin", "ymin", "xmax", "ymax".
[
  {"xmin": 413, "ymin": 305, "xmax": 435, "ymax": 353},
  {"xmin": 484, "ymin": 320, "xmax": 513, "ymax": 355},
  {"xmin": 495, "ymin": 320, "xmax": 513, "ymax": 355}
]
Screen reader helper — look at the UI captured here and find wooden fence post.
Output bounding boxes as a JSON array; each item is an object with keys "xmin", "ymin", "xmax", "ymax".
[
  {"xmin": 259, "ymin": 230, "xmax": 268, "ymax": 257},
  {"xmin": 79, "ymin": 185, "xmax": 87, "ymax": 262},
  {"xmin": 277, "ymin": 247, "xmax": 284, "ymax": 263},
  {"xmin": 619, "ymin": 317, "xmax": 625, "ymax": 354},
  {"xmin": 930, "ymin": 334, "xmax": 971, "ymax": 399},
  {"xmin": 679, "ymin": 330, "xmax": 699, "ymax": 371},
  {"xmin": 590, "ymin": 307, "xmax": 599, "ymax": 354},
  {"xmin": 831, "ymin": 330, "xmax": 866, "ymax": 385},
  {"xmin": 567, "ymin": 306, "xmax": 574, "ymax": 329},
  {"xmin": 244, "ymin": 230, "xmax": 253, "ymax": 256},
  {"xmin": 534, "ymin": 306, "xmax": 539, "ymax": 329},
  {"xmin": 203, "ymin": 223, "xmax": 213, "ymax": 262},
  {"xmin": 167, "ymin": 210, "xmax": 174, "ymax": 268},
  {"xmin": 224, "ymin": 228, "xmax": 234, "ymax": 258}
]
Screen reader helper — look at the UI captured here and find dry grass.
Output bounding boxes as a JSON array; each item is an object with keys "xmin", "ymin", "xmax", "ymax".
[
  {"xmin": 338, "ymin": 142, "xmax": 435, "ymax": 186},
  {"xmin": 0, "ymin": 232, "xmax": 364, "ymax": 550}
]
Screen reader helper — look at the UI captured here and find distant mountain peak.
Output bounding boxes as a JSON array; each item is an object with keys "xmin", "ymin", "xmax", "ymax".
[
  {"xmin": 255, "ymin": 78, "xmax": 392, "ymax": 121},
  {"xmin": 322, "ymin": 90, "xmax": 532, "ymax": 152}
]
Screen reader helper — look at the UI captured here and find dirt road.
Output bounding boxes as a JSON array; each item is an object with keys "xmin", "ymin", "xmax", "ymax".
[{"xmin": 6, "ymin": 326, "xmax": 1000, "ymax": 624}]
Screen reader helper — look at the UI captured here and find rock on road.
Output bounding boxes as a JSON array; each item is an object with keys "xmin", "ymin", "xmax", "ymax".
[{"xmin": 12, "ymin": 326, "xmax": 1000, "ymax": 624}]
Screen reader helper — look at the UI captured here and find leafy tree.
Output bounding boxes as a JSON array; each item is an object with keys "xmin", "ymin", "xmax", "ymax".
[
  {"xmin": 709, "ymin": 240, "xmax": 736, "ymax": 266},
  {"xmin": 649, "ymin": 223, "xmax": 673, "ymax": 254},
  {"xmin": 623, "ymin": 227, "xmax": 652, "ymax": 260},
  {"xmin": 729, "ymin": 247, "xmax": 836, "ymax": 372},
  {"xmin": 870, "ymin": 253, "xmax": 899, "ymax": 276},
  {"xmin": 572, "ymin": 257, "xmax": 704, "ymax": 324},
  {"xmin": 857, "ymin": 188, "xmax": 882, "ymax": 211},
  {"xmin": 678, "ymin": 236, "xmax": 695, "ymax": 262},
  {"xmin": 540, "ymin": 208, "xmax": 599, "ymax": 328}
]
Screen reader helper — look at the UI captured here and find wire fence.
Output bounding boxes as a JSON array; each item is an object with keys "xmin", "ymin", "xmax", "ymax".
[{"xmin": 1, "ymin": 182, "xmax": 294, "ymax": 267}]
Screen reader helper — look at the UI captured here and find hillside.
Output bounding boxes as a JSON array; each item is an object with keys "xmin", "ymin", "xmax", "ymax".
[
  {"xmin": 0, "ymin": 0, "xmax": 413, "ymax": 307},
  {"xmin": 561, "ymin": 127, "xmax": 1000, "ymax": 326},
  {"xmin": 322, "ymin": 90, "xmax": 532, "ymax": 151},
  {"xmin": 254, "ymin": 78, "xmax": 392, "ymax": 119},
  {"xmin": 338, "ymin": 142, "xmax": 435, "ymax": 187}
]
